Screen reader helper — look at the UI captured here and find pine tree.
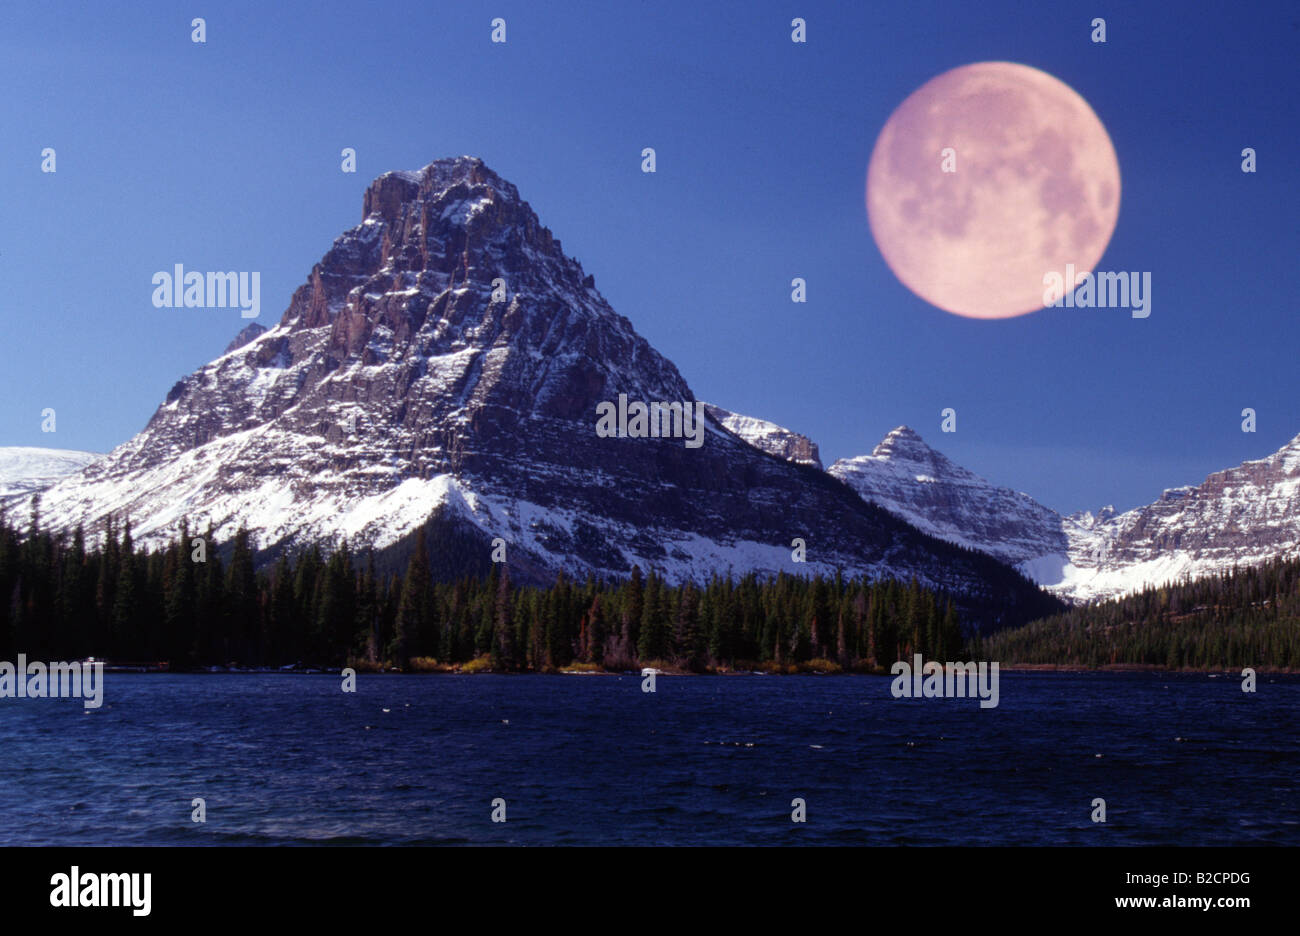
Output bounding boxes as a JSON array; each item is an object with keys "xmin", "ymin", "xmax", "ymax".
[
  {"xmin": 112, "ymin": 520, "xmax": 139, "ymax": 658},
  {"xmin": 227, "ymin": 527, "xmax": 259, "ymax": 663},
  {"xmin": 268, "ymin": 554, "xmax": 297, "ymax": 664},
  {"xmin": 94, "ymin": 514, "xmax": 117, "ymax": 656},
  {"xmin": 638, "ymin": 571, "xmax": 667, "ymax": 662},
  {"xmin": 586, "ymin": 593, "xmax": 606, "ymax": 664},
  {"xmin": 485, "ymin": 563, "xmax": 509, "ymax": 668},
  {"xmin": 673, "ymin": 582, "xmax": 701, "ymax": 670},
  {"xmin": 940, "ymin": 600, "xmax": 962, "ymax": 660},
  {"xmin": 165, "ymin": 522, "xmax": 197, "ymax": 668},
  {"xmin": 394, "ymin": 531, "xmax": 430, "ymax": 666},
  {"xmin": 355, "ymin": 552, "xmax": 379, "ymax": 664}
]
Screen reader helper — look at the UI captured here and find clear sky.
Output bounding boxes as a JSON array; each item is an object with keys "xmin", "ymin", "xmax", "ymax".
[{"xmin": 1, "ymin": 0, "xmax": 1296, "ymax": 515}]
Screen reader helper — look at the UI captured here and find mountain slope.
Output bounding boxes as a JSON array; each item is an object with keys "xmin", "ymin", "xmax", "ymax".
[
  {"xmin": 832, "ymin": 426, "xmax": 1300, "ymax": 603},
  {"xmin": 1055, "ymin": 434, "xmax": 1300, "ymax": 602},
  {"xmin": 0, "ymin": 447, "xmax": 101, "ymax": 507},
  {"xmin": 829, "ymin": 427, "xmax": 1066, "ymax": 566},
  {"xmin": 702, "ymin": 404, "xmax": 822, "ymax": 468},
  {"xmin": 35, "ymin": 156, "xmax": 1054, "ymax": 624}
]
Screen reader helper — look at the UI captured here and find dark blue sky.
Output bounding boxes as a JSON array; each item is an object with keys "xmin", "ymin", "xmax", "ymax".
[{"xmin": 2, "ymin": 0, "xmax": 1296, "ymax": 514}]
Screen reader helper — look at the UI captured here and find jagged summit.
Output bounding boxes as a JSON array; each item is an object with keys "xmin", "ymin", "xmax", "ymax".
[
  {"xmin": 285, "ymin": 155, "xmax": 604, "ymax": 339},
  {"xmin": 375, "ymin": 155, "xmax": 512, "ymax": 192},
  {"xmin": 361, "ymin": 157, "xmax": 525, "ymax": 242},
  {"xmin": 47, "ymin": 155, "xmax": 690, "ymax": 515}
]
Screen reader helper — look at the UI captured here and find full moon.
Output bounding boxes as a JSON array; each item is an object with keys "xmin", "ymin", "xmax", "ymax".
[{"xmin": 866, "ymin": 61, "xmax": 1121, "ymax": 319}]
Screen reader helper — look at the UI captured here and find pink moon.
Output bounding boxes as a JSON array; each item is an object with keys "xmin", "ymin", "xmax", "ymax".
[{"xmin": 866, "ymin": 62, "xmax": 1121, "ymax": 320}]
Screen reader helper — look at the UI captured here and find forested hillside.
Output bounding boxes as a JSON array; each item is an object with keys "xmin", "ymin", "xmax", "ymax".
[
  {"xmin": 976, "ymin": 556, "xmax": 1300, "ymax": 668},
  {"xmin": 2, "ymin": 498, "xmax": 1000, "ymax": 671}
]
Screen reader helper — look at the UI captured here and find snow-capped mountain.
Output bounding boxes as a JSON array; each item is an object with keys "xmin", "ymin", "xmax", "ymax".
[
  {"xmin": 829, "ymin": 427, "xmax": 1066, "ymax": 567},
  {"xmin": 703, "ymin": 404, "xmax": 822, "ymax": 469},
  {"xmin": 831, "ymin": 427, "xmax": 1300, "ymax": 604},
  {"xmin": 0, "ymin": 447, "xmax": 101, "ymax": 507},
  {"xmin": 36, "ymin": 157, "xmax": 1051, "ymax": 618},
  {"xmin": 1052, "ymin": 434, "xmax": 1300, "ymax": 602}
]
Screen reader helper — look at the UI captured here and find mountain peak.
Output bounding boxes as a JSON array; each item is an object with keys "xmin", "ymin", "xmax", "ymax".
[
  {"xmin": 37, "ymin": 155, "xmax": 698, "ymax": 559},
  {"xmin": 871, "ymin": 425, "xmax": 933, "ymax": 460},
  {"xmin": 31, "ymin": 156, "xmax": 1058, "ymax": 619},
  {"xmin": 829, "ymin": 426, "xmax": 1068, "ymax": 568},
  {"xmin": 363, "ymin": 156, "xmax": 519, "ymax": 227},
  {"xmin": 280, "ymin": 154, "xmax": 594, "ymax": 340},
  {"xmin": 377, "ymin": 155, "xmax": 509, "ymax": 190}
]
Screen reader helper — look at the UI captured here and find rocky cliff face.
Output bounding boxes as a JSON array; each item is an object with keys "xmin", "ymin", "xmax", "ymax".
[
  {"xmin": 831, "ymin": 426, "xmax": 1300, "ymax": 603},
  {"xmin": 36, "ymin": 157, "xmax": 1051, "ymax": 619},
  {"xmin": 223, "ymin": 323, "xmax": 267, "ymax": 355},
  {"xmin": 1052, "ymin": 435, "xmax": 1300, "ymax": 601},
  {"xmin": 703, "ymin": 404, "xmax": 822, "ymax": 469}
]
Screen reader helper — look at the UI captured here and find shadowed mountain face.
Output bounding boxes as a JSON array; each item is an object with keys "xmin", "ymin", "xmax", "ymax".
[{"xmin": 37, "ymin": 157, "xmax": 1055, "ymax": 622}]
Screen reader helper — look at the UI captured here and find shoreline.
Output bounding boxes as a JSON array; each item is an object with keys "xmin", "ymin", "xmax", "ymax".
[{"xmin": 99, "ymin": 663, "xmax": 1298, "ymax": 676}]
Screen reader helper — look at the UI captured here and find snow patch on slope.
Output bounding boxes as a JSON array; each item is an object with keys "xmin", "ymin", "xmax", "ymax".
[
  {"xmin": 0, "ymin": 447, "xmax": 102, "ymax": 505},
  {"xmin": 703, "ymin": 403, "xmax": 822, "ymax": 469}
]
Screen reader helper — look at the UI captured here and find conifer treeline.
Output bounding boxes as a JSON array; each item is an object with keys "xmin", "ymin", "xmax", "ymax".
[
  {"xmin": 977, "ymin": 555, "xmax": 1300, "ymax": 668},
  {"xmin": 0, "ymin": 498, "xmax": 965, "ymax": 671}
]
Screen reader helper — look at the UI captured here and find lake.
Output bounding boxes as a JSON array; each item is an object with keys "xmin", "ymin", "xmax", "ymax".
[{"xmin": 1, "ymin": 671, "xmax": 1296, "ymax": 845}]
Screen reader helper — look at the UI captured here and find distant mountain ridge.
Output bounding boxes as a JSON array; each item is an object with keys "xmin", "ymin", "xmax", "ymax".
[
  {"xmin": 828, "ymin": 426, "xmax": 1300, "ymax": 603},
  {"xmin": 1051, "ymin": 433, "xmax": 1300, "ymax": 601},
  {"xmin": 0, "ymin": 447, "xmax": 101, "ymax": 508}
]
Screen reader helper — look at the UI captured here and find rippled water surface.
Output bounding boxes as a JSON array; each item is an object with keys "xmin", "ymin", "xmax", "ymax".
[{"xmin": 1, "ymin": 672, "xmax": 1296, "ymax": 845}]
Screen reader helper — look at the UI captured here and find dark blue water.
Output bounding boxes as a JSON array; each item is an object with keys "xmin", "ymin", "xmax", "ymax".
[{"xmin": 1, "ymin": 672, "xmax": 1296, "ymax": 845}]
